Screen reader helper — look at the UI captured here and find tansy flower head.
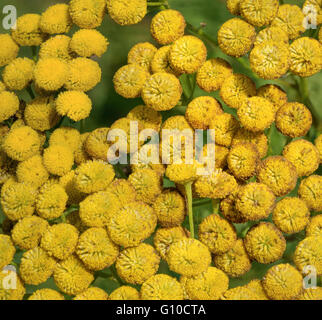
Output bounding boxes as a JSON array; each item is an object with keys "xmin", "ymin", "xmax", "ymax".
[
  {"xmin": 0, "ymin": 34, "xmax": 19, "ymax": 67},
  {"xmin": 107, "ymin": 201, "xmax": 157, "ymax": 247},
  {"xmin": 161, "ymin": 114, "xmax": 193, "ymax": 131},
  {"xmin": 166, "ymin": 162, "xmax": 199, "ymax": 185},
  {"xmin": 127, "ymin": 42, "xmax": 157, "ymax": 72},
  {"xmin": 107, "ymin": 0, "xmax": 147, "ymax": 26},
  {"xmin": 213, "ymin": 239, "xmax": 251, "ymax": 278},
  {"xmin": 141, "ymin": 274, "xmax": 184, "ymax": 300},
  {"xmin": 65, "ymin": 57, "xmax": 101, "ymax": 92},
  {"xmin": 220, "ymin": 190, "xmax": 248, "ymax": 224},
  {"xmin": 258, "ymin": 156, "xmax": 298, "ymax": 196},
  {"xmin": 70, "ymin": 29, "xmax": 108, "ymax": 58},
  {"xmin": 220, "ymin": 73, "xmax": 256, "ymax": 110},
  {"xmin": 306, "ymin": 214, "xmax": 322, "ymax": 238},
  {"xmin": 113, "ymin": 64, "xmax": 149, "ymax": 98},
  {"xmin": 218, "ymin": 18, "xmax": 256, "ymax": 57},
  {"xmin": 298, "ymin": 288, "xmax": 322, "ymax": 300},
  {"xmin": 24, "ymin": 96, "xmax": 60, "ymax": 132},
  {"xmin": 39, "ymin": 35, "xmax": 74, "ymax": 61},
  {"xmin": 254, "ymin": 26, "xmax": 289, "ymax": 46},
  {"xmin": 19, "ymin": 247, "xmax": 56, "ymax": 285},
  {"xmin": 262, "ymin": 263, "xmax": 303, "ymax": 300},
  {"xmin": 40, "ymin": 3, "xmax": 72, "ymax": 34},
  {"xmin": 244, "ymin": 222, "xmax": 286, "ymax": 264},
  {"xmin": 75, "ymin": 132, "xmax": 91, "ymax": 165},
  {"xmin": 49, "ymin": 127, "xmax": 81, "ymax": 153},
  {"xmin": 315, "ymin": 133, "xmax": 322, "ymax": 163},
  {"xmin": 221, "ymin": 286, "xmax": 258, "ymax": 300},
  {"xmin": 151, "ymin": 45, "xmax": 180, "ymax": 76},
  {"xmin": 298, "ymin": 175, "xmax": 322, "ymax": 212},
  {"xmin": 169, "ymin": 35, "xmax": 207, "ymax": 74},
  {"xmin": 198, "ymin": 213, "xmax": 237, "ymax": 255},
  {"xmin": 167, "ymin": 238, "xmax": 211, "ymax": 276},
  {"xmin": 116, "ymin": 243, "xmax": 160, "ymax": 284},
  {"xmin": 226, "ymin": 0, "xmax": 241, "ymax": 15},
  {"xmin": 29, "ymin": 289, "xmax": 64, "ymax": 300},
  {"xmin": 11, "ymin": 14, "xmax": 47, "ymax": 46},
  {"xmin": 0, "ymin": 91, "xmax": 19, "ymax": 123},
  {"xmin": 84, "ymin": 127, "xmax": 109, "ymax": 160},
  {"xmin": 0, "ymin": 235, "xmax": 16, "ymax": 270},
  {"xmin": 245, "ymin": 280, "xmax": 269, "ymax": 300},
  {"xmin": 257, "ymin": 84, "xmax": 288, "ymax": 113},
  {"xmin": 273, "ymin": 197, "xmax": 310, "ymax": 234},
  {"xmin": 150, "ymin": 9, "xmax": 186, "ymax": 45},
  {"xmin": 11, "ymin": 216, "xmax": 48, "ymax": 250},
  {"xmin": 53, "ymin": 255, "xmax": 94, "ymax": 296},
  {"xmin": 3, "ymin": 57, "xmax": 34, "ymax": 91},
  {"xmin": 69, "ymin": 0, "xmax": 106, "ymax": 28},
  {"xmin": 142, "ymin": 72, "xmax": 182, "ymax": 111},
  {"xmin": 74, "ymin": 287, "xmax": 108, "ymax": 300},
  {"xmin": 59, "ymin": 170, "xmax": 86, "ymax": 205},
  {"xmin": 106, "ymin": 179, "xmax": 137, "ymax": 205},
  {"xmin": 109, "ymin": 286, "xmax": 140, "ymax": 300},
  {"xmin": 0, "ymin": 271, "xmax": 25, "ymax": 300},
  {"xmin": 76, "ymin": 227, "xmax": 119, "ymax": 271}
]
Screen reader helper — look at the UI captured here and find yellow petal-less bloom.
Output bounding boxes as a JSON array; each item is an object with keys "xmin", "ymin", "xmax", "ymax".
[
  {"xmin": 0, "ymin": 91, "xmax": 19, "ymax": 123},
  {"xmin": 0, "ymin": 235, "xmax": 15, "ymax": 270},
  {"xmin": 213, "ymin": 239, "xmax": 251, "ymax": 277},
  {"xmin": 59, "ymin": 170, "xmax": 86, "ymax": 205},
  {"xmin": 11, "ymin": 216, "xmax": 48, "ymax": 250},
  {"xmin": 40, "ymin": 4, "xmax": 72, "ymax": 34},
  {"xmin": 240, "ymin": 0, "xmax": 279, "ymax": 27},
  {"xmin": 271, "ymin": 4, "xmax": 305, "ymax": 40},
  {"xmin": 167, "ymin": 238, "xmax": 211, "ymax": 277},
  {"xmin": 41, "ymin": 223, "xmax": 79, "ymax": 260},
  {"xmin": 220, "ymin": 190, "xmax": 248, "ymax": 224},
  {"xmin": 151, "ymin": 45, "xmax": 180, "ymax": 76},
  {"xmin": 106, "ymin": 179, "xmax": 137, "ymax": 205},
  {"xmin": 273, "ymin": 197, "xmax": 310, "ymax": 234},
  {"xmin": 19, "ymin": 247, "xmax": 56, "ymax": 285},
  {"xmin": 315, "ymin": 133, "xmax": 322, "ymax": 163},
  {"xmin": 245, "ymin": 279, "xmax": 269, "ymax": 300},
  {"xmin": 226, "ymin": 0, "xmax": 241, "ymax": 15},
  {"xmin": 3, "ymin": 57, "xmax": 34, "ymax": 91},
  {"xmin": 69, "ymin": 0, "xmax": 106, "ymax": 28},
  {"xmin": 107, "ymin": 0, "xmax": 147, "ymax": 26},
  {"xmin": 84, "ymin": 127, "xmax": 109, "ymax": 160},
  {"xmin": 166, "ymin": 163, "xmax": 198, "ymax": 185},
  {"xmin": 257, "ymin": 156, "xmax": 298, "ymax": 197},
  {"xmin": 0, "ymin": 34, "xmax": 19, "ymax": 67},
  {"xmin": 254, "ymin": 26, "xmax": 289, "ymax": 46},
  {"xmin": 116, "ymin": 243, "xmax": 160, "ymax": 284},
  {"xmin": 113, "ymin": 64, "xmax": 149, "ymax": 98},
  {"xmin": 218, "ymin": 18, "xmax": 256, "ymax": 57},
  {"xmin": 141, "ymin": 274, "xmax": 184, "ymax": 300},
  {"xmin": 127, "ymin": 42, "xmax": 157, "ymax": 72},
  {"xmin": 54, "ymin": 255, "xmax": 94, "ymax": 296},
  {"xmin": 150, "ymin": 9, "xmax": 186, "ymax": 45},
  {"xmin": 298, "ymin": 175, "xmax": 322, "ymax": 212},
  {"xmin": 250, "ymin": 41, "xmax": 290, "ymax": 79},
  {"xmin": 109, "ymin": 286, "xmax": 140, "ymax": 300},
  {"xmin": 142, "ymin": 72, "xmax": 182, "ymax": 111},
  {"xmin": 244, "ymin": 222, "xmax": 286, "ymax": 264},
  {"xmin": 257, "ymin": 84, "xmax": 288, "ymax": 113},
  {"xmin": 70, "ymin": 29, "xmax": 109, "ymax": 58},
  {"xmin": 75, "ymin": 132, "xmax": 91, "ymax": 165},
  {"xmin": 198, "ymin": 213, "xmax": 237, "ymax": 255},
  {"xmin": 306, "ymin": 214, "xmax": 322, "ymax": 238},
  {"xmin": 74, "ymin": 287, "xmax": 108, "ymax": 300},
  {"xmin": 28, "ymin": 289, "xmax": 65, "ymax": 300},
  {"xmin": 39, "ymin": 35, "xmax": 74, "ymax": 61},
  {"xmin": 289, "ymin": 37, "xmax": 322, "ymax": 77},
  {"xmin": 0, "ymin": 271, "xmax": 25, "ymax": 300},
  {"xmin": 221, "ymin": 286, "xmax": 258, "ymax": 300},
  {"xmin": 169, "ymin": 36, "xmax": 207, "ymax": 74},
  {"xmin": 11, "ymin": 14, "xmax": 47, "ymax": 46},
  {"xmin": 127, "ymin": 105, "xmax": 162, "ymax": 132},
  {"xmin": 49, "ymin": 127, "xmax": 81, "ymax": 153},
  {"xmin": 262, "ymin": 263, "xmax": 303, "ymax": 300},
  {"xmin": 298, "ymin": 288, "xmax": 322, "ymax": 300},
  {"xmin": 220, "ymin": 73, "xmax": 256, "ymax": 110}
]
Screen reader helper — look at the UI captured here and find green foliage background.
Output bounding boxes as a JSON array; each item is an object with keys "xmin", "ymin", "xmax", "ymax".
[{"xmin": 0, "ymin": 0, "xmax": 321, "ymax": 298}]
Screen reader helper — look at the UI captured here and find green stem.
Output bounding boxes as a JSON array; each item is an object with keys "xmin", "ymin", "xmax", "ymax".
[
  {"xmin": 26, "ymin": 86, "xmax": 35, "ymax": 100},
  {"xmin": 61, "ymin": 205, "xmax": 79, "ymax": 223},
  {"xmin": 193, "ymin": 198, "xmax": 212, "ymax": 207},
  {"xmin": 184, "ymin": 181, "xmax": 194, "ymax": 238},
  {"xmin": 212, "ymin": 199, "xmax": 220, "ymax": 214}
]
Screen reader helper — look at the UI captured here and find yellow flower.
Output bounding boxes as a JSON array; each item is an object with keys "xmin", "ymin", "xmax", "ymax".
[
  {"xmin": 113, "ymin": 64, "xmax": 149, "ymax": 98},
  {"xmin": 250, "ymin": 41, "xmax": 290, "ymax": 79},
  {"xmin": 244, "ymin": 222, "xmax": 286, "ymax": 264},
  {"xmin": 198, "ymin": 213, "xmax": 237, "ymax": 254},
  {"xmin": 142, "ymin": 72, "xmax": 182, "ymax": 111},
  {"xmin": 167, "ymin": 238, "xmax": 211, "ymax": 276},
  {"xmin": 220, "ymin": 73, "xmax": 257, "ymax": 109},
  {"xmin": 69, "ymin": 0, "xmax": 106, "ymax": 28},
  {"xmin": 141, "ymin": 274, "xmax": 184, "ymax": 300},
  {"xmin": 166, "ymin": 163, "xmax": 198, "ymax": 185},
  {"xmin": 0, "ymin": 271, "xmax": 25, "ymax": 300},
  {"xmin": 218, "ymin": 18, "xmax": 256, "ymax": 57},
  {"xmin": 151, "ymin": 45, "xmax": 180, "ymax": 76},
  {"xmin": 0, "ymin": 235, "xmax": 16, "ymax": 270},
  {"xmin": 153, "ymin": 226, "xmax": 188, "ymax": 260},
  {"xmin": 36, "ymin": 182, "xmax": 68, "ymax": 220},
  {"xmin": 0, "ymin": 91, "xmax": 19, "ymax": 123},
  {"xmin": 254, "ymin": 26, "xmax": 289, "ymax": 46},
  {"xmin": 262, "ymin": 263, "xmax": 303, "ymax": 300},
  {"xmin": 75, "ymin": 132, "xmax": 91, "ymax": 165},
  {"xmin": 65, "ymin": 57, "xmax": 101, "ymax": 92},
  {"xmin": 150, "ymin": 9, "xmax": 186, "ymax": 45},
  {"xmin": 49, "ymin": 127, "xmax": 81, "ymax": 153},
  {"xmin": 221, "ymin": 286, "xmax": 258, "ymax": 300},
  {"xmin": 70, "ymin": 29, "xmax": 108, "ymax": 58},
  {"xmin": 213, "ymin": 239, "xmax": 251, "ymax": 277},
  {"xmin": 74, "ymin": 160, "xmax": 115, "ymax": 193},
  {"xmin": 260, "ymin": 154, "xmax": 298, "ymax": 195},
  {"xmin": 116, "ymin": 243, "xmax": 160, "ymax": 284},
  {"xmin": 107, "ymin": 0, "xmax": 147, "ymax": 26},
  {"xmin": 59, "ymin": 170, "xmax": 86, "ymax": 205},
  {"xmin": 53, "ymin": 255, "xmax": 94, "ymax": 296},
  {"xmin": 298, "ymin": 175, "xmax": 322, "ymax": 212},
  {"xmin": 245, "ymin": 279, "xmax": 269, "ymax": 300},
  {"xmin": 40, "ymin": 3, "xmax": 72, "ymax": 34},
  {"xmin": 84, "ymin": 127, "xmax": 109, "ymax": 160},
  {"xmin": 315, "ymin": 133, "xmax": 322, "ymax": 163},
  {"xmin": 19, "ymin": 247, "xmax": 56, "ymax": 285},
  {"xmin": 11, "ymin": 14, "xmax": 47, "ymax": 46},
  {"xmin": 106, "ymin": 179, "xmax": 137, "ymax": 205},
  {"xmin": 43, "ymin": 144, "xmax": 74, "ymax": 176},
  {"xmin": 39, "ymin": 35, "xmax": 74, "ymax": 61},
  {"xmin": 29, "ymin": 289, "xmax": 65, "ymax": 300},
  {"xmin": 24, "ymin": 96, "xmax": 60, "ymax": 132},
  {"xmin": 3, "ymin": 57, "xmax": 34, "ymax": 91},
  {"xmin": 297, "ymin": 288, "xmax": 322, "ymax": 300},
  {"xmin": 240, "ymin": 0, "xmax": 279, "ymax": 27},
  {"xmin": 169, "ymin": 35, "xmax": 207, "ymax": 74},
  {"xmin": 0, "ymin": 34, "xmax": 19, "ymax": 67},
  {"xmin": 306, "ymin": 214, "xmax": 322, "ymax": 238},
  {"xmin": 109, "ymin": 286, "xmax": 140, "ymax": 300},
  {"xmin": 226, "ymin": 0, "xmax": 242, "ymax": 15},
  {"xmin": 107, "ymin": 201, "xmax": 157, "ymax": 247},
  {"xmin": 11, "ymin": 216, "xmax": 49, "ymax": 250},
  {"xmin": 235, "ymin": 182, "xmax": 276, "ymax": 221},
  {"xmin": 74, "ymin": 287, "xmax": 108, "ymax": 300},
  {"xmin": 271, "ymin": 4, "xmax": 305, "ymax": 40},
  {"xmin": 127, "ymin": 42, "xmax": 157, "ymax": 72},
  {"xmin": 257, "ymin": 84, "xmax": 288, "ymax": 113}
]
